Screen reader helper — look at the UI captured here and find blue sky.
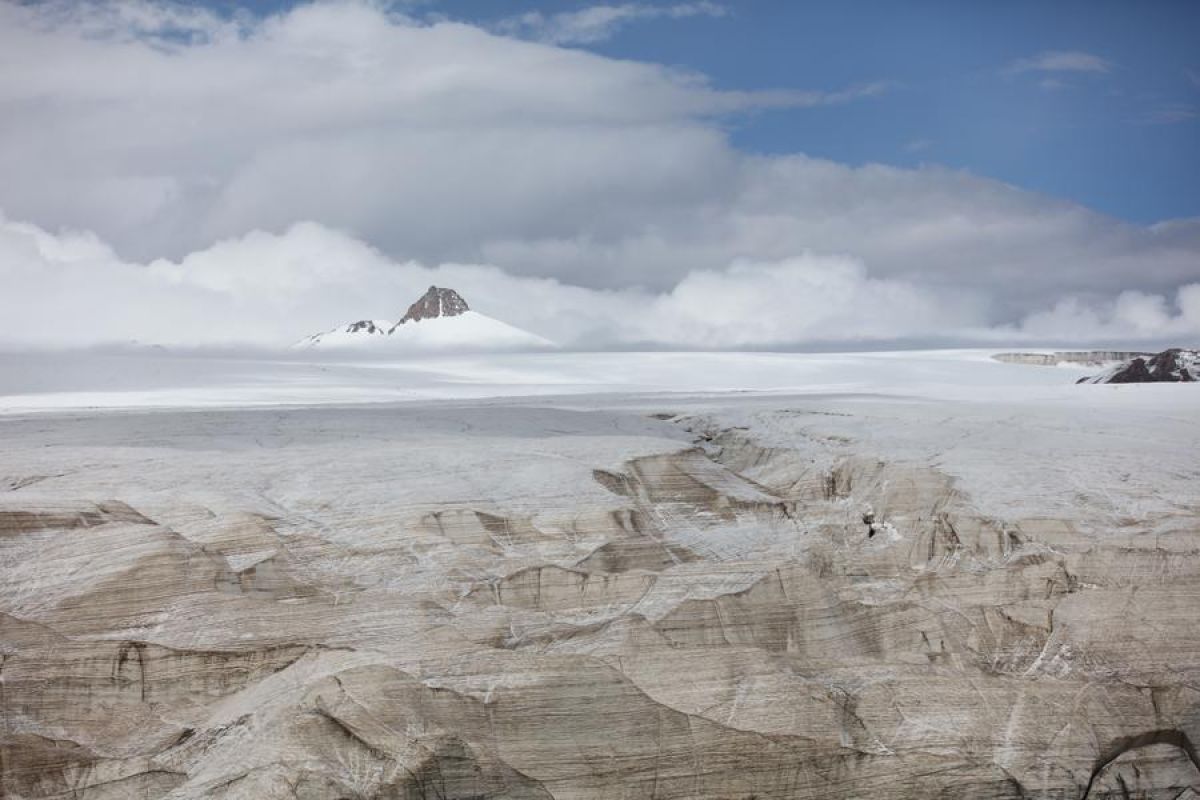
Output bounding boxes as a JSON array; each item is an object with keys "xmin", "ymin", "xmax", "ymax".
[
  {"xmin": 611, "ymin": 1, "xmax": 1200, "ymax": 223},
  {"xmin": 206, "ymin": 0, "xmax": 1200, "ymax": 223},
  {"xmin": 481, "ymin": 0, "xmax": 1200, "ymax": 223}
]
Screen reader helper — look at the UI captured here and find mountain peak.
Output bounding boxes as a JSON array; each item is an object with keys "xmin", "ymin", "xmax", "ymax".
[
  {"xmin": 298, "ymin": 285, "xmax": 554, "ymax": 350},
  {"xmin": 398, "ymin": 286, "xmax": 469, "ymax": 325}
]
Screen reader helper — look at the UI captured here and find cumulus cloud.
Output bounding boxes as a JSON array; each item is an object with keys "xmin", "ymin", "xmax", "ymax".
[
  {"xmin": 0, "ymin": 1, "xmax": 1197, "ymax": 351},
  {"xmin": 2, "ymin": 214, "xmax": 1197, "ymax": 350},
  {"xmin": 632, "ymin": 257, "xmax": 984, "ymax": 347},
  {"xmin": 1007, "ymin": 285, "xmax": 1200, "ymax": 343},
  {"xmin": 0, "ymin": 0, "xmax": 888, "ymax": 264},
  {"xmin": 496, "ymin": 2, "xmax": 727, "ymax": 45}
]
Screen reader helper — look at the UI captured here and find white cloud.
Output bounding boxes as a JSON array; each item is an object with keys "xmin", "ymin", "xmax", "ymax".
[
  {"xmin": 1006, "ymin": 50, "xmax": 1111, "ymax": 75},
  {"xmin": 496, "ymin": 2, "xmax": 727, "ymax": 45},
  {"xmin": 0, "ymin": 1, "xmax": 1197, "ymax": 351},
  {"xmin": 2, "ymin": 214, "xmax": 1197, "ymax": 350},
  {"xmin": 23, "ymin": 0, "xmax": 245, "ymax": 44},
  {"xmin": 634, "ymin": 256, "xmax": 986, "ymax": 347},
  {"xmin": 1008, "ymin": 285, "xmax": 1200, "ymax": 343},
  {"xmin": 0, "ymin": 0, "xmax": 885, "ymax": 263}
]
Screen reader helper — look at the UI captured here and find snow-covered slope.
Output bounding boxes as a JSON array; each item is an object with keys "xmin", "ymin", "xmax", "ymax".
[
  {"xmin": 296, "ymin": 319, "xmax": 391, "ymax": 349},
  {"xmin": 297, "ymin": 286, "xmax": 553, "ymax": 352},
  {"xmin": 0, "ymin": 348, "xmax": 1154, "ymax": 414},
  {"xmin": 384, "ymin": 309, "xmax": 553, "ymax": 350}
]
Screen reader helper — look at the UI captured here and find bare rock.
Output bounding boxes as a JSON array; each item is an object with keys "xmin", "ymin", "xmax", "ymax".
[
  {"xmin": 396, "ymin": 285, "xmax": 470, "ymax": 325},
  {"xmin": 1079, "ymin": 347, "xmax": 1200, "ymax": 383}
]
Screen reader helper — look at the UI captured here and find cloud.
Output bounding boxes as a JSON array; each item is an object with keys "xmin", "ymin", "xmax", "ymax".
[
  {"xmin": 1006, "ymin": 50, "xmax": 1111, "ymax": 75},
  {"xmin": 633, "ymin": 256, "xmax": 986, "ymax": 347},
  {"xmin": 1138, "ymin": 103, "xmax": 1199, "ymax": 125},
  {"xmin": 0, "ymin": 0, "xmax": 893, "ymax": 273},
  {"xmin": 0, "ymin": 1, "xmax": 1197, "ymax": 351},
  {"xmin": 2, "ymin": 214, "xmax": 1197, "ymax": 351},
  {"xmin": 22, "ymin": 0, "xmax": 245, "ymax": 44},
  {"xmin": 496, "ymin": 2, "xmax": 727, "ymax": 45},
  {"xmin": 1007, "ymin": 285, "xmax": 1200, "ymax": 343},
  {"xmin": 0, "ymin": 0, "xmax": 887, "ymax": 263}
]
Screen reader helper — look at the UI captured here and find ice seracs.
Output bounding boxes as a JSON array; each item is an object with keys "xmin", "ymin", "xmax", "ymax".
[
  {"xmin": 992, "ymin": 351, "xmax": 1150, "ymax": 367},
  {"xmin": 297, "ymin": 286, "xmax": 554, "ymax": 352},
  {"xmin": 1078, "ymin": 347, "xmax": 1199, "ymax": 383}
]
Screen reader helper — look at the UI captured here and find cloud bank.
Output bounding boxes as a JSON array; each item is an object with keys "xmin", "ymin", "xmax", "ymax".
[
  {"xmin": 0, "ymin": 1, "xmax": 1197, "ymax": 350},
  {"xmin": 3, "ymin": 214, "xmax": 1197, "ymax": 350}
]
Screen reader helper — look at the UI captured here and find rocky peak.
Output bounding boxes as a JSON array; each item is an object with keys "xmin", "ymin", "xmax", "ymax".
[{"xmin": 398, "ymin": 286, "xmax": 470, "ymax": 325}]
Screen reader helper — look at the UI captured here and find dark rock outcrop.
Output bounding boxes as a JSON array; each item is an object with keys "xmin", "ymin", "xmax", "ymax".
[
  {"xmin": 343, "ymin": 320, "xmax": 386, "ymax": 335},
  {"xmin": 396, "ymin": 286, "xmax": 470, "ymax": 326},
  {"xmin": 1078, "ymin": 348, "xmax": 1199, "ymax": 384}
]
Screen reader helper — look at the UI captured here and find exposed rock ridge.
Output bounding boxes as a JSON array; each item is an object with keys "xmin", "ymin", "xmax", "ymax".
[
  {"xmin": 394, "ymin": 285, "xmax": 469, "ymax": 327},
  {"xmin": 1078, "ymin": 347, "xmax": 1199, "ymax": 383},
  {"xmin": 342, "ymin": 320, "xmax": 387, "ymax": 335}
]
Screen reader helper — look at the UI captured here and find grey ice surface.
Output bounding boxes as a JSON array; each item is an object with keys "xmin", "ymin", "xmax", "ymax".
[{"xmin": 2, "ymin": 349, "xmax": 1199, "ymax": 798}]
